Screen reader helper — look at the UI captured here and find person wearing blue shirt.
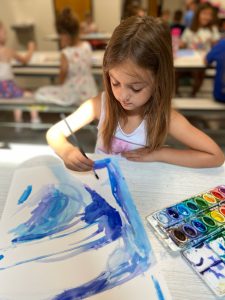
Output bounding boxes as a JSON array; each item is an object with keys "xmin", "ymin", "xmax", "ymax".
[
  {"xmin": 184, "ymin": 0, "xmax": 199, "ymax": 28},
  {"xmin": 206, "ymin": 39, "xmax": 225, "ymax": 103}
]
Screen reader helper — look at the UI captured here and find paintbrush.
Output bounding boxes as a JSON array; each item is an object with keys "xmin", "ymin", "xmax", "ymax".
[{"xmin": 60, "ymin": 113, "xmax": 99, "ymax": 180}]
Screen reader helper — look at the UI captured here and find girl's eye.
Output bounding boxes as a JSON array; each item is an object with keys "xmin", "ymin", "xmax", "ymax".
[
  {"xmin": 131, "ymin": 88, "xmax": 142, "ymax": 93},
  {"xmin": 111, "ymin": 82, "xmax": 119, "ymax": 87}
]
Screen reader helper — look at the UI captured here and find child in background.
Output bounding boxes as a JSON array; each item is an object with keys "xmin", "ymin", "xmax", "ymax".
[
  {"xmin": 205, "ymin": 38, "xmax": 225, "ymax": 103},
  {"xmin": 35, "ymin": 8, "xmax": 98, "ymax": 106},
  {"xmin": 180, "ymin": 2, "xmax": 220, "ymax": 97},
  {"xmin": 159, "ymin": 9, "xmax": 171, "ymax": 25},
  {"xmin": 80, "ymin": 12, "xmax": 98, "ymax": 34},
  {"xmin": 46, "ymin": 16, "xmax": 224, "ymax": 171},
  {"xmin": 170, "ymin": 10, "xmax": 186, "ymax": 36},
  {"xmin": 181, "ymin": 2, "xmax": 220, "ymax": 51},
  {"xmin": 0, "ymin": 21, "xmax": 40, "ymax": 124},
  {"xmin": 183, "ymin": 0, "xmax": 199, "ymax": 28}
]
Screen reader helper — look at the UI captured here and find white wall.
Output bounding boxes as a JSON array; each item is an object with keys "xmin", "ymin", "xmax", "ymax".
[
  {"xmin": 93, "ymin": 0, "xmax": 122, "ymax": 33},
  {"xmin": 0, "ymin": 0, "xmax": 57, "ymax": 50},
  {"xmin": 0, "ymin": 0, "xmax": 186, "ymax": 51},
  {"xmin": 0, "ymin": 0, "xmax": 123, "ymax": 50}
]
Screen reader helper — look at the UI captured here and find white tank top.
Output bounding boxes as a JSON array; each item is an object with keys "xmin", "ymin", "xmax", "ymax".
[
  {"xmin": 95, "ymin": 92, "xmax": 147, "ymax": 154},
  {"xmin": 0, "ymin": 61, "xmax": 14, "ymax": 80}
]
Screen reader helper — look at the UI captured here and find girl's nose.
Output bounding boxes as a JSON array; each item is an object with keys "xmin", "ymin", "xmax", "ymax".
[{"xmin": 118, "ymin": 89, "xmax": 130, "ymax": 102}]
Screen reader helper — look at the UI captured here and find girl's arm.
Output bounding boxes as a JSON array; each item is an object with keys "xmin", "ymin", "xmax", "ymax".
[
  {"xmin": 13, "ymin": 41, "xmax": 35, "ymax": 64},
  {"xmin": 123, "ymin": 110, "xmax": 224, "ymax": 168},
  {"xmin": 46, "ymin": 93, "xmax": 101, "ymax": 171},
  {"xmin": 156, "ymin": 110, "xmax": 224, "ymax": 167},
  {"xmin": 59, "ymin": 53, "xmax": 68, "ymax": 84}
]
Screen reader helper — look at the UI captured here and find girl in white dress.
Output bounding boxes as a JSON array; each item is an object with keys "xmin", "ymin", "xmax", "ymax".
[
  {"xmin": 35, "ymin": 8, "xmax": 98, "ymax": 106},
  {"xmin": 179, "ymin": 2, "xmax": 220, "ymax": 97}
]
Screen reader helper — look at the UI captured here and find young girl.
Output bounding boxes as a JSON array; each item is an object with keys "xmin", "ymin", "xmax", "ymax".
[
  {"xmin": 0, "ymin": 21, "xmax": 39, "ymax": 124},
  {"xmin": 181, "ymin": 2, "xmax": 220, "ymax": 51},
  {"xmin": 179, "ymin": 2, "xmax": 220, "ymax": 97},
  {"xmin": 46, "ymin": 16, "xmax": 224, "ymax": 171},
  {"xmin": 35, "ymin": 7, "xmax": 98, "ymax": 106}
]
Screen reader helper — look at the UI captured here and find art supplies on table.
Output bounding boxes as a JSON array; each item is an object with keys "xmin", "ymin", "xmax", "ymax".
[
  {"xmin": 146, "ymin": 185, "xmax": 225, "ymax": 297},
  {"xmin": 0, "ymin": 155, "xmax": 171, "ymax": 300}
]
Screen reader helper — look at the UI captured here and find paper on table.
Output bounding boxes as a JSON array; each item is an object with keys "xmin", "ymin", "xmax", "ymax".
[{"xmin": 0, "ymin": 155, "xmax": 171, "ymax": 300}]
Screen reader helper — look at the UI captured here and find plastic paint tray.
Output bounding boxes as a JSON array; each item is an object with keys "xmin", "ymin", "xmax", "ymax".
[{"xmin": 146, "ymin": 185, "xmax": 225, "ymax": 297}]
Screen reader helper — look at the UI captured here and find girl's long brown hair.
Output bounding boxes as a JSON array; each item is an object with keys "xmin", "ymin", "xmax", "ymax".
[
  {"xmin": 190, "ymin": 2, "xmax": 216, "ymax": 32},
  {"xmin": 101, "ymin": 16, "xmax": 174, "ymax": 153},
  {"xmin": 56, "ymin": 7, "xmax": 80, "ymax": 40}
]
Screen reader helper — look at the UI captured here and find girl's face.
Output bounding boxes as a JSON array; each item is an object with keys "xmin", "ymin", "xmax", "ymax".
[
  {"xmin": 199, "ymin": 8, "xmax": 214, "ymax": 26},
  {"xmin": 109, "ymin": 59, "xmax": 154, "ymax": 114}
]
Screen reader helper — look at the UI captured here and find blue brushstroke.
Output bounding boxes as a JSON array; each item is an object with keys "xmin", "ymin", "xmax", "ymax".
[
  {"xmin": 95, "ymin": 159, "xmax": 152, "ymax": 260},
  {"xmin": 0, "ymin": 255, "xmax": 4, "ymax": 260},
  {"xmin": 83, "ymin": 186, "xmax": 122, "ymax": 241},
  {"xmin": 151, "ymin": 275, "xmax": 165, "ymax": 300},
  {"xmin": 2, "ymin": 157, "xmax": 152, "ymax": 300},
  {"xmin": 53, "ymin": 159, "xmax": 151, "ymax": 299},
  {"xmin": 219, "ymin": 242, "xmax": 225, "ymax": 252},
  {"xmin": 18, "ymin": 185, "xmax": 32, "ymax": 205},
  {"xmin": 207, "ymin": 265, "xmax": 225, "ymax": 279},
  {"xmin": 11, "ymin": 184, "xmax": 84, "ymax": 243},
  {"xmin": 195, "ymin": 257, "xmax": 204, "ymax": 267}
]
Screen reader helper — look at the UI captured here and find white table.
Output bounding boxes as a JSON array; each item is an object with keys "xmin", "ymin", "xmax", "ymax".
[
  {"xmin": 174, "ymin": 49, "xmax": 206, "ymax": 70},
  {"xmin": 12, "ymin": 49, "xmax": 214, "ymax": 79},
  {"xmin": 0, "ymin": 148, "xmax": 224, "ymax": 300},
  {"xmin": 45, "ymin": 32, "xmax": 112, "ymax": 42},
  {"xmin": 12, "ymin": 50, "xmax": 104, "ymax": 78}
]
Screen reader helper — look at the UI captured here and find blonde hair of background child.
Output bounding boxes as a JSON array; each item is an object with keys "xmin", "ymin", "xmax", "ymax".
[{"xmin": 101, "ymin": 16, "xmax": 174, "ymax": 152}]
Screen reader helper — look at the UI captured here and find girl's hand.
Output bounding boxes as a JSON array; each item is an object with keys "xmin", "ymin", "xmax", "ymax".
[
  {"xmin": 61, "ymin": 146, "xmax": 94, "ymax": 172},
  {"xmin": 122, "ymin": 147, "xmax": 158, "ymax": 162}
]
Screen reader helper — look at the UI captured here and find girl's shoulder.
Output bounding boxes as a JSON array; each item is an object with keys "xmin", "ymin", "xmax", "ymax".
[
  {"xmin": 80, "ymin": 41, "xmax": 91, "ymax": 48},
  {"xmin": 62, "ymin": 42, "xmax": 91, "ymax": 54},
  {"xmin": 169, "ymin": 108, "xmax": 191, "ymax": 134},
  {"xmin": 74, "ymin": 41, "xmax": 92, "ymax": 51},
  {"xmin": 79, "ymin": 41, "xmax": 92, "ymax": 53},
  {"xmin": 0, "ymin": 47, "xmax": 14, "ymax": 61}
]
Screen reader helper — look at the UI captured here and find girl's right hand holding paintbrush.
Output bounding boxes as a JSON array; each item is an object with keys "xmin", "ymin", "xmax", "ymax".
[{"xmin": 60, "ymin": 144, "xmax": 94, "ymax": 172}]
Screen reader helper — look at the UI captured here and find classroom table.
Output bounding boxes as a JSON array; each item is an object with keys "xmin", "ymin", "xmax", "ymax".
[
  {"xmin": 0, "ymin": 147, "xmax": 224, "ymax": 300},
  {"xmin": 12, "ymin": 49, "xmax": 213, "ymax": 80},
  {"xmin": 44, "ymin": 32, "xmax": 112, "ymax": 42},
  {"xmin": 12, "ymin": 50, "xmax": 104, "ymax": 79},
  {"xmin": 174, "ymin": 49, "xmax": 207, "ymax": 70}
]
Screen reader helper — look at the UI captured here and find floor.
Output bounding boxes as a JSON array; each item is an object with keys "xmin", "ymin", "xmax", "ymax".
[
  {"xmin": 0, "ymin": 111, "xmax": 98, "ymax": 153},
  {"xmin": 0, "ymin": 110, "xmax": 225, "ymax": 154}
]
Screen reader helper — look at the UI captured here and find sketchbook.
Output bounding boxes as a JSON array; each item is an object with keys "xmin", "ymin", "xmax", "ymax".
[{"xmin": 0, "ymin": 155, "xmax": 171, "ymax": 300}]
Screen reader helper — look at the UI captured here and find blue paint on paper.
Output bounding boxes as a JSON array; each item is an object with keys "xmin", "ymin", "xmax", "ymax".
[
  {"xmin": 0, "ymin": 255, "xmax": 4, "ymax": 260},
  {"xmin": 195, "ymin": 257, "xmax": 204, "ymax": 266},
  {"xmin": 11, "ymin": 184, "xmax": 84, "ymax": 243},
  {"xmin": 152, "ymin": 275, "xmax": 165, "ymax": 300},
  {"xmin": 219, "ymin": 241, "xmax": 225, "ymax": 252},
  {"xmin": 18, "ymin": 185, "xmax": 32, "ymax": 205},
  {"xmin": 83, "ymin": 186, "xmax": 122, "ymax": 241},
  {"xmin": 2, "ymin": 158, "xmax": 152, "ymax": 300}
]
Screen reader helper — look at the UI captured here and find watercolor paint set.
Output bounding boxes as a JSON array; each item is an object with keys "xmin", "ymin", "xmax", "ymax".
[{"xmin": 146, "ymin": 185, "xmax": 225, "ymax": 297}]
